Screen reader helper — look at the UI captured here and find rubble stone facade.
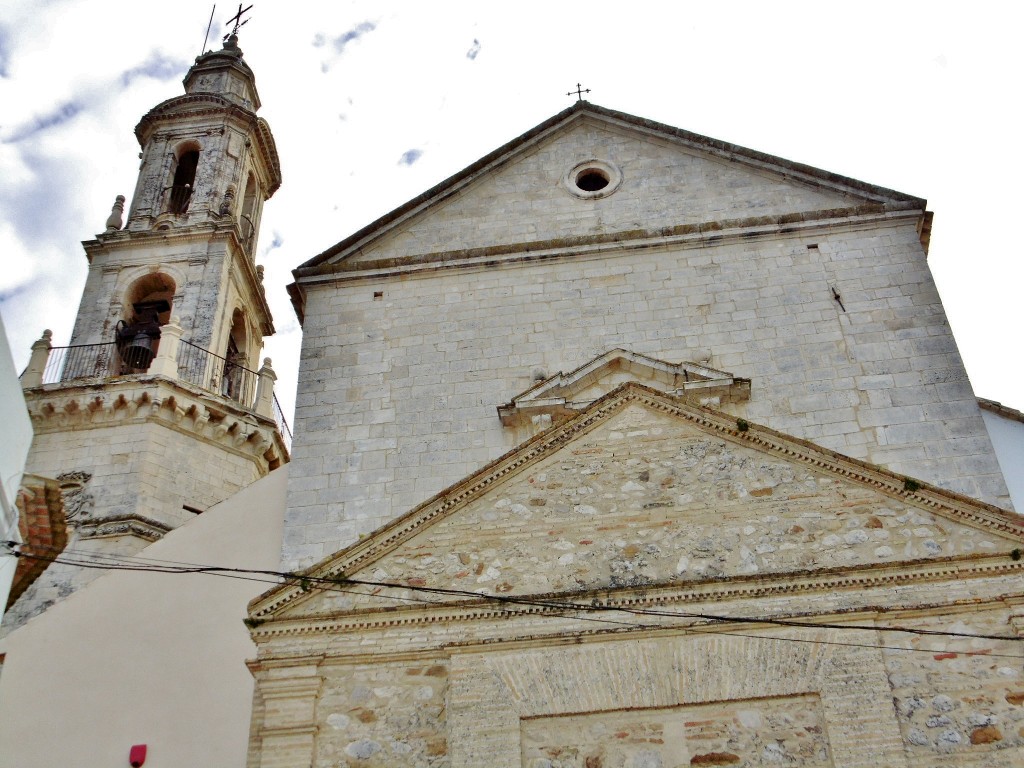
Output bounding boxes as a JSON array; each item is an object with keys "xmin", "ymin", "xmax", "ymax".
[{"xmin": 247, "ymin": 387, "xmax": 1024, "ymax": 768}]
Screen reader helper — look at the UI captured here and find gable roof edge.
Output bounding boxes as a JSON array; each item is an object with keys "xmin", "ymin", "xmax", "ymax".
[{"xmin": 294, "ymin": 102, "xmax": 927, "ymax": 277}]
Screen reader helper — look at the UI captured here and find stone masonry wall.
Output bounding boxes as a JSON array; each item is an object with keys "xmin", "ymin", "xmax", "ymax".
[
  {"xmin": 286, "ymin": 218, "xmax": 1008, "ymax": 569},
  {"xmin": 346, "ymin": 119, "xmax": 861, "ymax": 265},
  {"xmin": 314, "ymin": 659, "xmax": 449, "ymax": 767},
  {"xmin": 253, "ymin": 609, "xmax": 1024, "ymax": 768},
  {"xmin": 520, "ymin": 693, "xmax": 831, "ymax": 767},
  {"xmin": 881, "ymin": 607, "xmax": 1024, "ymax": 766},
  {"xmin": 25, "ymin": 419, "xmax": 261, "ymax": 532}
]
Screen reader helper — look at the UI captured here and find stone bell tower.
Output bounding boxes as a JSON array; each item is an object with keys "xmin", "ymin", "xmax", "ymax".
[{"xmin": 6, "ymin": 34, "xmax": 289, "ymax": 633}]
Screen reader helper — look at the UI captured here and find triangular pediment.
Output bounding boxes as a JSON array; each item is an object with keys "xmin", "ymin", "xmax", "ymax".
[
  {"xmin": 293, "ymin": 103, "xmax": 925, "ymax": 293},
  {"xmin": 253, "ymin": 384, "xmax": 1022, "ymax": 623},
  {"xmin": 498, "ymin": 348, "xmax": 749, "ymax": 428}
]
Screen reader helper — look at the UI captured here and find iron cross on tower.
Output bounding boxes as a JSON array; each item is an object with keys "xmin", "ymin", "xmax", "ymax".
[
  {"xmin": 224, "ymin": 3, "xmax": 253, "ymax": 40},
  {"xmin": 567, "ymin": 83, "xmax": 591, "ymax": 101}
]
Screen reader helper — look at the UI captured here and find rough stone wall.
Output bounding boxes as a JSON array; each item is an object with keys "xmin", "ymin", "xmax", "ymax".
[
  {"xmin": 521, "ymin": 694, "xmax": 830, "ymax": 767},
  {"xmin": 287, "ymin": 219, "xmax": 1008, "ymax": 569},
  {"xmin": 251, "ymin": 611, "xmax": 1024, "ymax": 768},
  {"xmin": 314, "ymin": 659, "xmax": 448, "ymax": 766},
  {"xmin": 881, "ymin": 607, "xmax": 1024, "ymax": 766},
  {"xmin": 313, "ymin": 403, "xmax": 1013, "ymax": 613}
]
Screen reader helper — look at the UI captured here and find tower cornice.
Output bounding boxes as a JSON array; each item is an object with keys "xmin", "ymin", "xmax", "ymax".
[{"xmin": 134, "ymin": 95, "xmax": 281, "ymax": 196}]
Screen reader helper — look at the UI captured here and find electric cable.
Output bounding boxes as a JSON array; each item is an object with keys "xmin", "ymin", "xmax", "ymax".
[{"xmin": 5, "ymin": 539, "xmax": 1023, "ymax": 656}]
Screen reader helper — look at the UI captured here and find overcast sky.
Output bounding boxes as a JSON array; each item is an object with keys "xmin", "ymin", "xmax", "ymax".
[{"xmin": 1, "ymin": 1, "xmax": 1020, "ymax": 422}]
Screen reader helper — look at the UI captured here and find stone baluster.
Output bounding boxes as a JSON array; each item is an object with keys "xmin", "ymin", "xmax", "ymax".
[
  {"xmin": 105, "ymin": 195, "xmax": 125, "ymax": 231},
  {"xmin": 255, "ymin": 357, "xmax": 277, "ymax": 418},
  {"xmin": 21, "ymin": 330, "xmax": 53, "ymax": 389},
  {"xmin": 148, "ymin": 316, "xmax": 183, "ymax": 379}
]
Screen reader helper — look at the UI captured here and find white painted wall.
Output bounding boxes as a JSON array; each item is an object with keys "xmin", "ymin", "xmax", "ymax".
[
  {"xmin": 982, "ymin": 408, "xmax": 1024, "ymax": 513},
  {"xmin": 0, "ymin": 466, "xmax": 287, "ymax": 768},
  {"xmin": 0, "ymin": 314, "xmax": 33, "ymax": 618}
]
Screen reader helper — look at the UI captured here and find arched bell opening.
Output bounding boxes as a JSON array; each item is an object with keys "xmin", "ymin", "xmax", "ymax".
[
  {"xmin": 116, "ymin": 273, "xmax": 176, "ymax": 373},
  {"xmin": 167, "ymin": 141, "xmax": 201, "ymax": 215},
  {"xmin": 240, "ymin": 172, "xmax": 260, "ymax": 255},
  {"xmin": 221, "ymin": 307, "xmax": 252, "ymax": 402}
]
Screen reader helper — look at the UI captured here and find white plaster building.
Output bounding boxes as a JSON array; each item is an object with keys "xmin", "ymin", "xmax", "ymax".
[
  {"xmin": 980, "ymin": 398, "xmax": 1024, "ymax": 511},
  {"xmin": 0, "ymin": 314, "xmax": 33, "ymax": 619},
  {"xmin": 0, "ymin": 467, "xmax": 287, "ymax": 767}
]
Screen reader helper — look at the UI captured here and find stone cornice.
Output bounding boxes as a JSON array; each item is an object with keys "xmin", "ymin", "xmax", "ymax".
[
  {"xmin": 499, "ymin": 348, "xmax": 749, "ymax": 427},
  {"xmin": 292, "ymin": 206, "xmax": 923, "ymax": 289},
  {"xmin": 23, "ymin": 375, "xmax": 286, "ymax": 470},
  {"xmin": 249, "ymin": 553, "xmax": 1024, "ymax": 643},
  {"xmin": 251, "ymin": 383, "xmax": 1023, "ymax": 620},
  {"xmin": 76, "ymin": 515, "xmax": 171, "ymax": 542}
]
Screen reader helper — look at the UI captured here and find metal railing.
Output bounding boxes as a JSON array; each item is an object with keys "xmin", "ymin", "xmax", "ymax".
[
  {"xmin": 33, "ymin": 337, "xmax": 291, "ymax": 449},
  {"xmin": 272, "ymin": 393, "xmax": 293, "ymax": 452},
  {"xmin": 177, "ymin": 339, "xmax": 257, "ymax": 408},
  {"xmin": 41, "ymin": 342, "xmax": 121, "ymax": 384}
]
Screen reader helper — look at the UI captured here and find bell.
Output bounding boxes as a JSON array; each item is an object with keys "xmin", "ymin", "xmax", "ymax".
[{"xmin": 122, "ymin": 331, "xmax": 154, "ymax": 369}]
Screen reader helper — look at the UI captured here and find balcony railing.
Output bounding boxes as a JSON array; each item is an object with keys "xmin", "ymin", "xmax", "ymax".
[
  {"xmin": 177, "ymin": 340, "xmax": 257, "ymax": 407},
  {"xmin": 272, "ymin": 394, "xmax": 293, "ymax": 451},
  {"xmin": 25, "ymin": 333, "xmax": 290, "ymax": 451},
  {"xmin": 41, "ymin": 341, "xmax": 120, "ymax": 384}
]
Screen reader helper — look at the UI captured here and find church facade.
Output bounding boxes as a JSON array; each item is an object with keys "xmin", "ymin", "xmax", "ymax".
[
  {"xmin": 246, "ymin": 102, "xmax": 1024, "ymax": 766},
  {"xmin": 0, "ymin": 35, "xmax": 1021, "ymax": 768}
]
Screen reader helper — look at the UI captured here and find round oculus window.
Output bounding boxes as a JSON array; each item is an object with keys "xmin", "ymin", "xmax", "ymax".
[
  {"xmin": 576, "ymin": 169, "xmax": 609, "ymax": 191},
  {"xmin": 563, "ymin": 160, "xmax": 622, "ymax": 199}
]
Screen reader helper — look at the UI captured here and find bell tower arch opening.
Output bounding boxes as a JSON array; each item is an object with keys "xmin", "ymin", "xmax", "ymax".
[
  {"xmin": 222, "ymin": 307, "xmax": 253, "ymax": 401},
  {"xmin": 116, "ymin": 273, "xmax": 175, "ymax": 372},
  {"xmin": 167, "ymin": 142, "xmax": 200, "ymax": 214},
  {"xmin": 240, "ymin": 172, "xmax": 260, "ymax": 254}
]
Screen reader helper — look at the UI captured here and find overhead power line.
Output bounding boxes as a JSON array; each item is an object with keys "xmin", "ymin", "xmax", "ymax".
[{"xmin": 3, "ymin": 540, "xmax": 1022, "ymax": 658}]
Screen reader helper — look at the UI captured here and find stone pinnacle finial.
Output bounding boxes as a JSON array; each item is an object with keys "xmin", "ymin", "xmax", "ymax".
[
  {"xmin": 215, "ymin": 32, "xmax": 244, "ymax": 59},
  {"xmin": 105, "ymin": 195, "xmax": 126, "ymax": 231},
  {"xmin": 219, "ymin": 184, "xmax": 236, "ymax": 216}
]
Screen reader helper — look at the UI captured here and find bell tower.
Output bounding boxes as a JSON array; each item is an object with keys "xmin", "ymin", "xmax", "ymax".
[{"xmin": 6, "ymin": 34, "xmax": 289, "ymax": 633}]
